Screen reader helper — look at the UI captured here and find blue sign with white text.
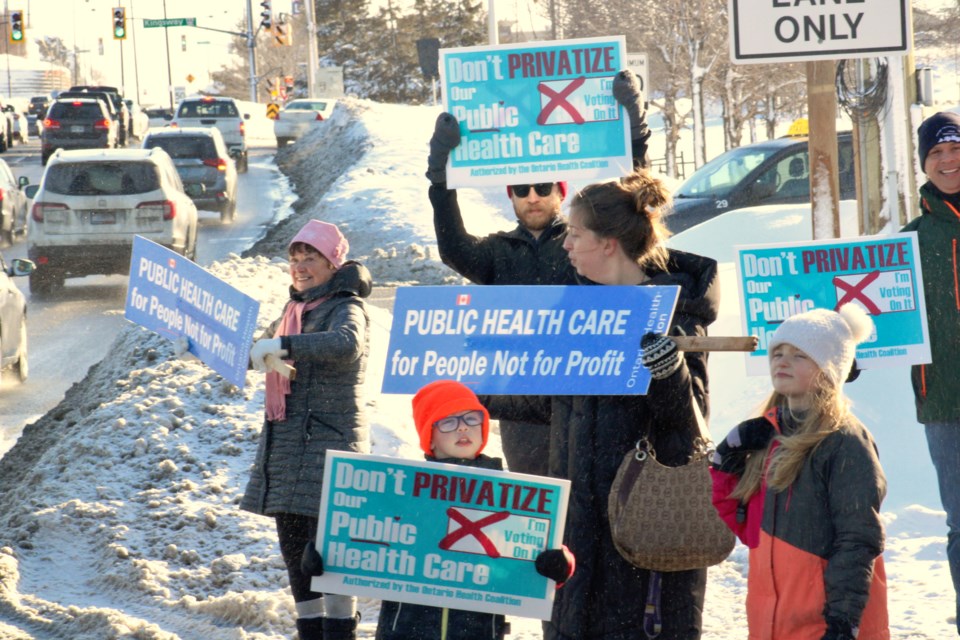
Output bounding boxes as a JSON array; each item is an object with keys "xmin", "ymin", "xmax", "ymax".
[
  {"xmin": 311, "ymin": 451, "xmax": 571, "ymax": 620},
  {"xmin": 441, "ymin": 36, "xmax": 631, "ymax": 188},
  {"xmin": 382, "ymin": 285, "xmax": 680, "ymax": 395},
  {"xmin": 124, "ymin": 236, "xmax": 260, "ymax": 387}
]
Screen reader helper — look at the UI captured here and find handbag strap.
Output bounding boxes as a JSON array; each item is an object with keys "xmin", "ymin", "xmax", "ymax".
[
  {"xmin": 643, "ymin": 570, "xmax": 663, "ymax": 638},
  {"xmin": 615, "ymin": 440, "xmax": 650, "ymax": 508}
]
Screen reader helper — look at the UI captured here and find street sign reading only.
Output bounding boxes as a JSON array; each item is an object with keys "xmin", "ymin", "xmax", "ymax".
[
  {"xmin": 143, "ymin": 18, "xmax": 197, "ymax": 28},
  {"xmin": 728, "ymin": 0, "xmax": 909, "ymax": 64}
]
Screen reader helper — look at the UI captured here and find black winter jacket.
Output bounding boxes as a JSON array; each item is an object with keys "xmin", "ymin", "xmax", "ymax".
[
  {"xmin": 375, "ymin": 454, "xmax": 509, "ymax": 640},
  {"xmin": 545, "ymin": 250, "xmax": 719, "ymax": 640},
  {"xmin": 241, "ymin": 261, "xmax": 372, "ymax": 518},
  {"xmin": 430, "ymin": 185, "xmax": 576, "ymax": 286}
]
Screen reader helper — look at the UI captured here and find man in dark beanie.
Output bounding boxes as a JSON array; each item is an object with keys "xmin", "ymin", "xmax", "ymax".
[
  {"xmin": 902, "ymin": 109, "xmax": 960, "ymax": 635},
  {"xmin": 424, "ymin": 69, "xmax": 651, "ymax": 479}
]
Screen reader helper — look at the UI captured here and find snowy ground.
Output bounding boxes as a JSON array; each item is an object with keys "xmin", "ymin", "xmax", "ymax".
[{"xmin": 0, "ymin": 97, "xmax": 956, "ymax": 639}]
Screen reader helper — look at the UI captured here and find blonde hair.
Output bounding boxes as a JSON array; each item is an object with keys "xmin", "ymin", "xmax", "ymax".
[
  {"xmin": 728, "ymin": 368, "xmax": 850, "ymax": 501},
  {"xmin": 570, "ymin": 169, "xmax": 672, "ymax": 272}
]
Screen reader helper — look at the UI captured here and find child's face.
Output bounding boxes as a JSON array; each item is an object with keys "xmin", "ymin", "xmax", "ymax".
[
  {"xmin": 769, "ymin": 343, "xmax": 821, "ymax": 410},
  {"xmin": 431, "ymin": 410, "xmax": 484, "ymax": 460}
]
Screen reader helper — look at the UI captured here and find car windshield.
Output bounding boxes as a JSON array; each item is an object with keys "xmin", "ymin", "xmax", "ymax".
[
  {"xmin": 285, "ymin": 101, "xmax": 327, "ymax": 111},
  {"xmin": 44, "ymin": 162, "xmax": 160, "ymax": 195},
  {"xmin": 145, "ymin": 136, "xmax": 217, "ymax": 160},
  {"xmin": 675, "ymin": 144, "xmax": 783, "ymax": 198},
  {"xmin": 178, "ymin": 101, "xmax": 238, "ymax": 118}
]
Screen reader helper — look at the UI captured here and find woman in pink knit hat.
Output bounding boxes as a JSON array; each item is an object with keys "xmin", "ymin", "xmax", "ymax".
[{"xmin": 242, "ymin": 218, "xmax": 371, "ymax": 640}]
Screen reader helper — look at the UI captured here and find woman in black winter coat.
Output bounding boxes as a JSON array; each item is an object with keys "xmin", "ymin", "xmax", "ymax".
[
  {"xmin": 548, "ymin": 169, "xmax": 720, "ymax": 639},
  {"xmin": 243, "ymin": 219, "xmax": 372, "ymax": 640}
]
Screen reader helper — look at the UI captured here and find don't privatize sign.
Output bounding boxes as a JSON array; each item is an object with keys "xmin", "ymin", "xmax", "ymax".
[
  {"xmin": 440, "ymin": 36, "xmax": 631, "ymax": 188},
  {"xmin": 311, "ymin": 451, "xmax": 571, "ymax": 620},
  {"xmin": 124, "ymin": 236, "xmax": 260, "ymax": 387},
  {"xmin": 381, "ymin": 285, "xmax": 679, "ymax": 395},
  {"xmin": 736, "ymin": 232, "xmax": 929, "ymax": 376}
]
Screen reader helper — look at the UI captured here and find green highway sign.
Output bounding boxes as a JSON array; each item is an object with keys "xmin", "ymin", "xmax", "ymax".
[{"xmin": 143, "ymin": 18, "xmax": 197, "ymax": 28}]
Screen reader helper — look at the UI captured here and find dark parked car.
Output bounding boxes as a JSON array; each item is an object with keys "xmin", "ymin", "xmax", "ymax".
[
  {"xmin": 41, "ymin": 98, "xmax": 118, "ymax": 165},
  {"xmin": 668, "ymin": 132, "xmax": 856, "ymax": 233},
  {"xmin": 142, "ymin": 127, "xmax": 238, "ymax": 222},
  {"xmin": 0, "ymin": 251, "xmax": 35, "ymax": 383}
]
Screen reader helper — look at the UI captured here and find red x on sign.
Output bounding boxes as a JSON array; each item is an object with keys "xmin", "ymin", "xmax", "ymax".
[
  {"xmin": 833, "ymin": 271, "xmax": 882, "ymax": 315},
  {"xmin": 537, "ymin": 77, "xmax": 586, "ymax": 126},
  {"xmin": 438, "ymin": 508, "xmax": 510, "ymax": 558}
]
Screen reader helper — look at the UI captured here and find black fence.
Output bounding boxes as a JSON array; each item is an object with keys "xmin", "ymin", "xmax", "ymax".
[{"xmin": 649, "ymin": 151, "xmax": 696, "ymax": 182}]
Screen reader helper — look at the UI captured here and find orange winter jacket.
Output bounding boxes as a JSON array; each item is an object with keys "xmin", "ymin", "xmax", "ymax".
[{"xmin": 712, "ymin": 408, "xmax": 890, "ymax": 639}]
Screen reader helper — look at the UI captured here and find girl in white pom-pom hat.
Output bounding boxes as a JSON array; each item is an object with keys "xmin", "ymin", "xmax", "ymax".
[{"xmin": 710, "ymin": 304, "xmax": 889, "ymax": 640}]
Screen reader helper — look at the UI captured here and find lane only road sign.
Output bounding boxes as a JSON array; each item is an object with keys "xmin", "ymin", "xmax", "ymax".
[{"xmin": 729, "ymin": 0, "xmax": 909, "ymax": 64}]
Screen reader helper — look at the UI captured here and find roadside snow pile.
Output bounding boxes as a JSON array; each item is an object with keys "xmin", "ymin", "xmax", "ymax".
[{"xmin": 249, "ymin": 97, "xmax": 497, "ymax": 286}]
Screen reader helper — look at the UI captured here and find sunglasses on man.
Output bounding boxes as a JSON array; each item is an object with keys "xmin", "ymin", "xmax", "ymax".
[{"xmin": 510, "ymin": 183, "xmax": 555, "ymax": 198}]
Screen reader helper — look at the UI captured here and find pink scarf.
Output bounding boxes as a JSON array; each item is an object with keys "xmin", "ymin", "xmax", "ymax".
[{"xmin": 265, "ymin": 297, "xmax": 325, "ymax": 421}]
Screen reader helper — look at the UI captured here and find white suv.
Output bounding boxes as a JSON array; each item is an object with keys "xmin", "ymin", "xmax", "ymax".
[
  {"xmin": 170, "ymin": 96, "xmax": 249, "ymax": 173},
  {"xmin": 26, "ymin": 148, "xmax": 199, "ymax": 295}
]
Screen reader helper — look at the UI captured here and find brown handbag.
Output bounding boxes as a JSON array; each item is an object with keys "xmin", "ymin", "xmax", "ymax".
[{"xmin": 608, "ymin": 436, "xmax": 735, "ymax": 572}]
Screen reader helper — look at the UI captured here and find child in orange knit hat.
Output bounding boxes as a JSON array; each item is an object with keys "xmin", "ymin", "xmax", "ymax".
[{"xmin": 303, "ymin": 380, "xmax": 575, "ymax": 639}]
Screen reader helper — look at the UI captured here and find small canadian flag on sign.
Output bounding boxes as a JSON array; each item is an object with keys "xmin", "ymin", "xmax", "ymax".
[{"xmin": 456, "ymin": 293, "xmax": 471, "ymax": 306}]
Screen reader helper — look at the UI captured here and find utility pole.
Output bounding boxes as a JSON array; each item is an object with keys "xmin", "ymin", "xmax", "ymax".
[
  {"xmin": 162, "ymin": 0, "xmax": 173, "ymax": 109},
  {"xmin": 246, "ymin": 0, "xmax": 258, "ymax": 102},
  {"xmin": 304, "ymin": 0, "xmax": 319, "ymax": 98},
  {"xmin": 130, "ymin": 0, "xmax": 141, "ymax": 100}
]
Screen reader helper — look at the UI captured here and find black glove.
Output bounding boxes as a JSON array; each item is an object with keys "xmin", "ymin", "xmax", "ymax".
[
  {"xmin": 301, "ymin": 541, "xmax": 324, "ymax": 577},
  {"xmin": 821, "ymin": 617, "xmax": 856, "ymax": 640},
  {"xmin": 711, "ymin": 418, "xmax": 776, "ymax": 474},
  {"xmin": 535, "ymin": 546, "xmax": 575, "ymax": 586},
  {"xmin": 613, "ymin": 69, "xmax": 649, "ymax": 143},
  {"xmin": 641, "ymin": 333, "xmax": 681, "ymax": 380},
  {"xmin": 426, "ymin": 112, "xmax": 461, "ymax": 184}
]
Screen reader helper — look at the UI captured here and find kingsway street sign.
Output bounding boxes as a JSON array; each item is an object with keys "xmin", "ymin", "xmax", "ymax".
[
  {"xmin": 728, "ymin": 0, "xmax": 909, "ymax": 64},
  {"xmin": 143, "ymin": 18, "xmax": 197, "ymax": 28}
]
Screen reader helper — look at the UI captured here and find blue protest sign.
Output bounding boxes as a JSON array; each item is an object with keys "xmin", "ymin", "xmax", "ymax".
[
  {"xmin": 735, "ymin": 232, "xmax": 930, "ymax": 375},
  {"xmin": 311, "ymin": 451, "xmax": 571, "ymax": 620},
  {"xmin": 440, "ymin": 36, "xmax": 631, "ymax": 188},
  {"xmin": 382, "ymin": 285, "xmax": 679, "ymax": 395},
  {"xmin": 124, "ymin": 236, "xmax": 260, "ymax": 386}
]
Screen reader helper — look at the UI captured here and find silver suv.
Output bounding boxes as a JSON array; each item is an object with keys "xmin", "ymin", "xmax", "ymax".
[
  {"xmin": 26, "ymin": 148, "xmax": 199, "ymax": 295},
  {"xmin": 170, "ymin": 97, "xmax": 249, "ymax": 173},
  {"xmin": 142, "ymin": 127, "xmax": 238, "ymax": 223}
]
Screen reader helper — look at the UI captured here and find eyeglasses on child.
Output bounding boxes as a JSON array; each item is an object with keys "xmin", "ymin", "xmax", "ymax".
[{"xmin": 434, "ymin": 410, "xmax": 484, "ymax": 433}]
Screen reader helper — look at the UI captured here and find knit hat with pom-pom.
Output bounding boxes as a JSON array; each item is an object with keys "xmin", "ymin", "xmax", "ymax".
[
  {"xmin": 767, "ymin": 304, "xmax": 874, "ymax": 387},
  {"xmin": 412, "ymin": 380, "xmax": 489, "ymax": 456}
]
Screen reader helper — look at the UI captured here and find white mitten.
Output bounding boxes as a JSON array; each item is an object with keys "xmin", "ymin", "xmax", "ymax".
[
  {"xmin": 250, "ymin": 337, "xmax": 288, "ymax": 372},
  {"xmin": 173, "ymin": 335, "xmax": 200, "ymax": 362}
]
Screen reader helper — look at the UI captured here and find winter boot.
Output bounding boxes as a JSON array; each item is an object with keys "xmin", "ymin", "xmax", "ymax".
[
  {"xmin": 295, "ymin": 617, "xmax": 324, "ymax": 640},
  {"xmin": 321, "ymin": 613, "xmax": 359, "ymax": 640}
]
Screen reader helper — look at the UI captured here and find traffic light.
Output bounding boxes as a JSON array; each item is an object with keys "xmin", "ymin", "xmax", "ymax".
[
  {"xmin": 273, "ymin": 17, "xmax": 292, "ymax": 46},
  {"xmin": 259, "ymin": 0, "xmax": 272, "ymax": 33},
  {"xmin": 9, "ymin": 10, "xmax": 24, "ymax": 43},
  {"xmin": 112, "ymin": 7, "xmax": 126, "ymax": 40}
]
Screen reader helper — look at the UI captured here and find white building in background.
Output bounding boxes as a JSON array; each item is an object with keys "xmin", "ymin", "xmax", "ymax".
[{"xmin": 0, "ymin": 54, "xmax": 71, "ymax": 99}]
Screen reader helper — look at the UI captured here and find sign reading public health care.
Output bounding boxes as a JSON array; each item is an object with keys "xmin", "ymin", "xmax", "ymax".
[
  {"xmin": 729, "ymin": 0, "xmax": 909, "ymax": 64},
  {"xmin": 735, "ymin": 232, "xmax": 930, "ymax": 376},
  {"xmin": 440, "ymin": 36, "xmax": 631, "ymax": 188},
  {"xmin": 124, "ymin": 236, "xmax": 260, "ymax": 387},
  {"xmin": 382, "ymin": 285, "xmax": 679, "ymax": 395},
  {"xmin": 311, "ymin": 451, "xmax": 571, "ymax": 620}
]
